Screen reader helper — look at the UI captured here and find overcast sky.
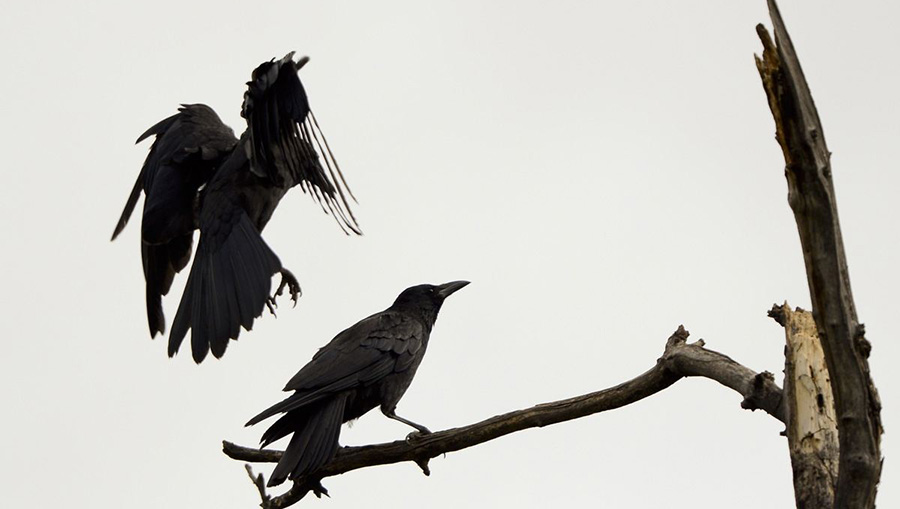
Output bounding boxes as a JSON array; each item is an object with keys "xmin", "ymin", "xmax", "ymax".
[{"xmin": 2, "ymin": 1, "xmax": 897, "ymax": 507}]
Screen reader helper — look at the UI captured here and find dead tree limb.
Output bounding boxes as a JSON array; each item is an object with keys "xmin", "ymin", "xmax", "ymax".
[
  {"xmin": 225, "ymin": 326, "xmax": 784, "ymax": 507},
  {"xmin": 771, "ymin": 303, "xmax": 839, "ymax": 508},
  {"xmin": 755, "ymin": 1, "xmax": 882, "ymax": 507}
]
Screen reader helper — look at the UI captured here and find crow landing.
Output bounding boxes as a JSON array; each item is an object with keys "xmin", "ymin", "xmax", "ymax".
[
  {"xmin": 112, "ymin": 53, "xmax": 360, "ymax": 363},
  {"xmin": 247, "ymin": 281, "xmax": 469, "ymax": 487}
]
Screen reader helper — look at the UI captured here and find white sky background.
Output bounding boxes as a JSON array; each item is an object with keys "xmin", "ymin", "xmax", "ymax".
[{"xmin": 1, "ymin": 1, "xmax": 897, "ymax": 507}]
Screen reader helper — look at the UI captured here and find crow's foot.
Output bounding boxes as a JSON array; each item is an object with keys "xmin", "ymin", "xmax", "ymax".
[
  {"xmin": 405, "ymin": 428, "xmax": 432, "ymax": 441},
  {"xmin": 266, "ymin": 268, "xmax": 302, "ymax": 315}
]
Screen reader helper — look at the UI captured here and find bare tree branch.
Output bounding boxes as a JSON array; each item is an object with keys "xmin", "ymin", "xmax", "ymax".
[
  {"xmin": 241, "ymin": 464, "xmax": 328, "ymax": 509},
  {"xmin": 755, "ymin": 1, "xmax": 882, "ymax": 507},
  {"xmin": 225, "ymin": 326, "xmax": 784, "ymax": 506},
  {"xmin": 244, "ymin": 465, "xmax": 271, "ymax": 506}
]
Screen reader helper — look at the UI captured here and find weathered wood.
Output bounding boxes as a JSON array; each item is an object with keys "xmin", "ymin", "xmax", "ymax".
[
  {"xmin": 772, "ymin": 303, "xmax": 839, "ymax": 508},
  {"xmin": 225, "ymin": 326, "xmax": 784, "ymax": 507},
  {"xmin": 755, "ymin": 2, "xmax": 882, "ymax": 507}
]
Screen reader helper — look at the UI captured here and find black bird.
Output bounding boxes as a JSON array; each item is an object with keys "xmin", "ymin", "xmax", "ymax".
[
  {"xmin": 111, "ymin": 53, "xmax": 360, "ymax": 363},
  {"xmin": 246, "ymin": 281, "xmax": 469, "ymax": 487}
]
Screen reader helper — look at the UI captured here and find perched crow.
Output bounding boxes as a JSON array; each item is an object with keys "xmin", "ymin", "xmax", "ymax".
[
  {"xmin": 112, "ymin": 53, "xmax": 360, "ymax": 363},
  {"xmin": 246, "ymin": 281, "xmax": 469, "ymax": 487}
]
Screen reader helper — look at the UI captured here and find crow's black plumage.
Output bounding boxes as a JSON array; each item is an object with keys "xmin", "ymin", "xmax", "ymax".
[
  {"xmin": 246, "ymin": 281, "xmax": 469, "ymax": 487},
  {"xmin": 112, "ymin": 53, "xmax": 360, "ymax": 363}
]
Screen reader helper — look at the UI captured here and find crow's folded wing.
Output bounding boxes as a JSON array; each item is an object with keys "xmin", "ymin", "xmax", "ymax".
[{"xmin": 244, "ymin": 312, "xmax": 425, "ymax": 426}]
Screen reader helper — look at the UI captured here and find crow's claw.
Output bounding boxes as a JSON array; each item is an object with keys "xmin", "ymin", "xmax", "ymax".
[
  {"xmin": 268, "ymin": 268, "xmax": 302, "ymax": 315},
  {"xmin": 405, "ymin": 428, "xmax": 432, "ymax": 441}
]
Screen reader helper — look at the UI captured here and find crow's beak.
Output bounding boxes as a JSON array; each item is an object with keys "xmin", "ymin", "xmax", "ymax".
[
  {"xmin": 436, "ymin": 280, "xmax": 470, "ymax": 299},
  {"xmin": 295, "ymin": 55, "xmax": 310, "ymax": 69}
]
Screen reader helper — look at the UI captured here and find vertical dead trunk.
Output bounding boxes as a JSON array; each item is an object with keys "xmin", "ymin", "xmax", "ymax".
[
  {"xmin": 755, "ymin": 1, "xmax": 882, "ymax": 507},
  {"xmin": 772, "ymin": 304, "xmax": 839, "ymax": 508}
]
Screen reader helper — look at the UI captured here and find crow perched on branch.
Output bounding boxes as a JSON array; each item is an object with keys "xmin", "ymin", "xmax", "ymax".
[
  {"xmin": 111, "ymin": 53, "xmax": 360, "ymax": 363},
  {"xmin": 246, "ymin": 281, "xmax": 469, "ymax": 487}
]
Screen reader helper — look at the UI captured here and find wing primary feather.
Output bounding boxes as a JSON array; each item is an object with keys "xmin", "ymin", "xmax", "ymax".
[
  {"xmin": 303, "ymin": 117, "xmax": 341, "ymax": 199},
  {"xmin": 281, "ymin": 122, "xmax": 301, "ymax": 180},
  {"xmin": 189, "ymin": 254, "xmax": 210, "ymax": 363},
  {"xmin": 111, "ymin": 169, "xmax": 144, "ymax": 240},
  {"xmin": 207, "ymin": 254, "xmax": 228, "ymax": 359},
  {"xmin": 221, "ymin": 252, "xmax": 243, "ymax": 340},
  {"xmin": 295, "ymin": 120, "xmax": 317, "ymax": 162},
  {"xmin": 300, "ymin": 124, "xmax": 348, "ymax": 232},
  {"xmin": 228, "ymin": 234, "xmax": 255, "ymax": 329},
  {"xmin": 168, "ymin": 269, "xmax": 193, "ymax": 357},
  {"xmin": 299, "ymin": 122, "xmax": 342, "ymax": 219},
  {"xmin": 310, "ymin": 109, "xmax": 358, "ymax": 204},
  {"xmin": 135, "ymin": 112, "xmax": 180, "ymax": 144},
  {"xmin": 320, "ymin": 190, "xmax": 351, "ymax": 236},
  {"xmin": 298, "ymin": 126, "xmax": 331, "ymax": 214},
  {"xmin": 306, "ymin": 115, "xmax": 360, "ymax": 234}
]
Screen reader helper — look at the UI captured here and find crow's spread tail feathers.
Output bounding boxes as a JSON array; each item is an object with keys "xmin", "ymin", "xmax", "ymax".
[{"xmin": 168, "ymin": 213, "xmax": 281, "ymax": 363}]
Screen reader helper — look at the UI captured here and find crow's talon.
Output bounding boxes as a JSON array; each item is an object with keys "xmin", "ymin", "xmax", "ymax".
[
  {"xmin": 269, "ymin": 268, "xmax": 302, "ymax": 312},
  {"xmin": 405, "ymin": 428, "xmax": 431, "ymax": 441}
]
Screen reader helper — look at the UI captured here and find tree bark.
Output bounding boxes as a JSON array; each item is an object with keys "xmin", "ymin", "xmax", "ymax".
[
  {"xmin": 771, "ymin": 303, "xmax": 839, "ymax": 508},
  {"xmin": 755, "ymin": 1, "xmax": 882, "ymax": 507}
]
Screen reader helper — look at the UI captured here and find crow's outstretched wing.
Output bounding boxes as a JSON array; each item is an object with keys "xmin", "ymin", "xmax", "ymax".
[
  {"xmin": 241, "ymin": 52, "xmax": 360, "ymax": 234},
  {"xmin": 112, "ymin": 104, "xmax": 237, "ymax": 336}
]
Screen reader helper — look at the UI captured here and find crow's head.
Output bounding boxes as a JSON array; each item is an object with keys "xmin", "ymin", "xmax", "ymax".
[{"xmin": 392, "ymin": 281, "xmax": 469, "ymax": 327}]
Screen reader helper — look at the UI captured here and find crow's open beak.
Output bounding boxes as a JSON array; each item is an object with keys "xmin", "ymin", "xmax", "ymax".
[
  {"xmin": 436, "ymin": 280, "xmax": 470, "ymax": 299},
  {"xmin": 295, "ymin": 55, "xmax": 310, "ymax": 69}
]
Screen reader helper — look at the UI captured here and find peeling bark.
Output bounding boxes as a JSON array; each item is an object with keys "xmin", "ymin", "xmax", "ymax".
[{"xmin": 772, "ymin": 303, "xmax": 839, "ymax": 508}]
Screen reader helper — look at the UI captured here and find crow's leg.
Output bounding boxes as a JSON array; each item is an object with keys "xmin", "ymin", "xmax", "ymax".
[
  {"xmin": 383, "ymin": 409, "xmax": 431, "ymax": 435},
  {"xmin": 266, "ymin": 268, "xmax": 302, "ymax": 315}
]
